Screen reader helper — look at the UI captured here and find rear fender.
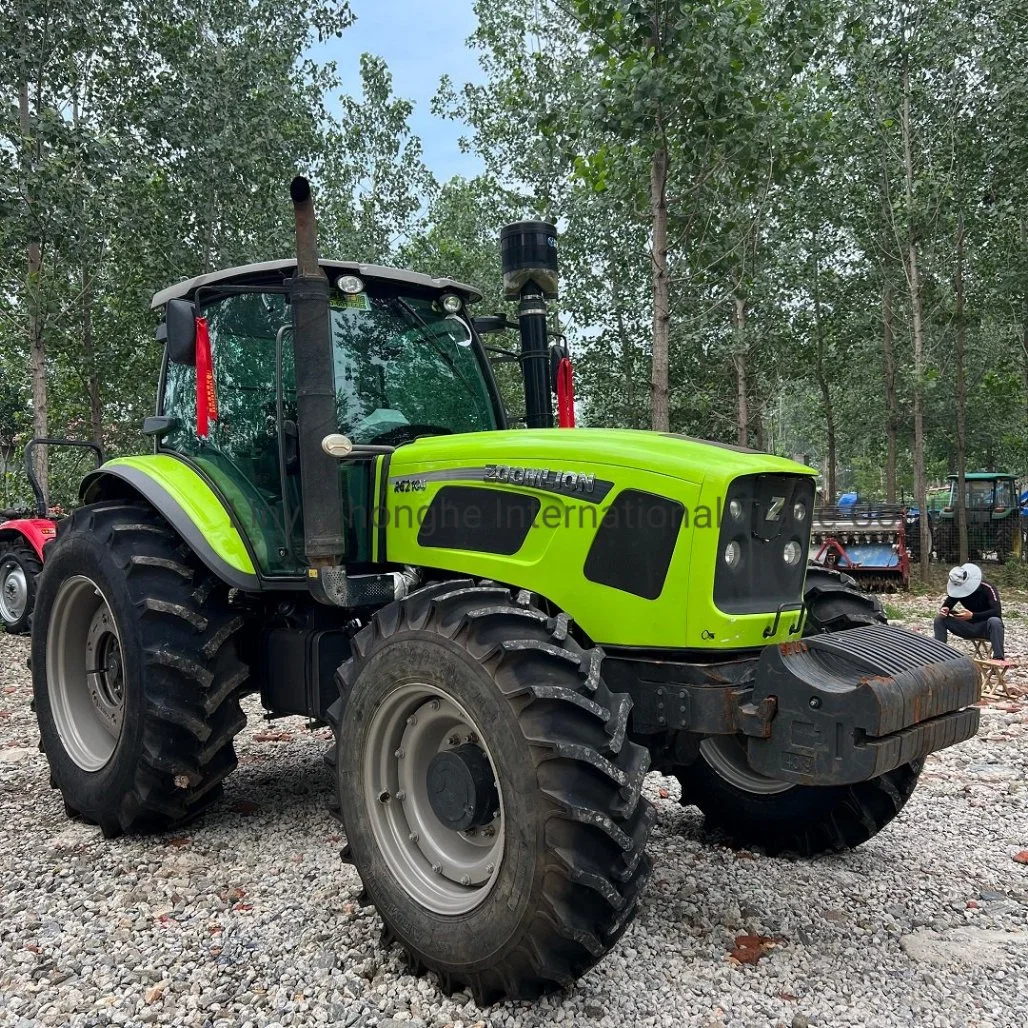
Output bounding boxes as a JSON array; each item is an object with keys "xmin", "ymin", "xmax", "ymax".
[
  {"xmin": 81, "ymin": 455, "xmax": 260, "ymax": 591},
  {"xmin": 0, "ymin": 518, "xmax": 55, "ymax": 561}
]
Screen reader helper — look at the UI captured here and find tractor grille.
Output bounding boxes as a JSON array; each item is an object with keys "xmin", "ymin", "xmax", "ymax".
[{"xmin": 713, "ymin": 473, "xmax": 815, "ymax": 615}]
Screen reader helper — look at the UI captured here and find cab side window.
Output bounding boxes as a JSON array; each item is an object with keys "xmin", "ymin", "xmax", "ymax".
[{"xmin": 160, "ymin": 293, "xmax": 297, "ymax": 573}]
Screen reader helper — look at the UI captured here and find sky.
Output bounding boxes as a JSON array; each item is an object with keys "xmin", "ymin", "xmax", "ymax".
[{"xmin": 311, "ymin": 0, "xmax": 485, "ymax": 183}]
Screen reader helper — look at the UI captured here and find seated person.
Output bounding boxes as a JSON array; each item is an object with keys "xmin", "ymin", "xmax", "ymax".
[{"xmin": 933, "ymin": 562, "xmax": 1006, "ymax": 660}]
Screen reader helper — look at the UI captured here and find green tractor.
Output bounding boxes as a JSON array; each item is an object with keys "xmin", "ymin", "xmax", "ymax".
[
  {"xmin": 933, "ymin": 472, "xmax": 1023, "ymax": 563},
  {"xmin": 32, "ymin": 179, "xmax": 980, "ymax": 1002}
]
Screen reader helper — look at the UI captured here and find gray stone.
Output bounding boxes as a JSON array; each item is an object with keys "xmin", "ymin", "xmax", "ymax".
[{"xmin": 900, "ymin": 928, "xmax": 1028, "ymax": 967}]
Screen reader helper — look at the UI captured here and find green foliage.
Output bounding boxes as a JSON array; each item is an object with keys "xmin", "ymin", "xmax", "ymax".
[{"xmin": 6, "ymin": 0, "xmax": 1028, "ymax": 516}]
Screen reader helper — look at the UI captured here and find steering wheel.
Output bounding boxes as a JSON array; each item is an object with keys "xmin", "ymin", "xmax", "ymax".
[{"xmin": 367, "ymin": 423, "xmax": 455, "ymax": 446}]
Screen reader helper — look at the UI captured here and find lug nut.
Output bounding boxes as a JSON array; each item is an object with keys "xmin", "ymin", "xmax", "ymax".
[
  {"xmin": 406, "ymin": 714, "xmax": 417, "ymax": 726},
  {"xmin": 448, "ymin": 734, "xmax": 461, "ymax": 746},
  {"xmin": 395, "ymin": 790, "xmax": 406, "ymax": 801},
  {"xmin": 485, "ymin": 863, "xmax": 495, "ymax": 874},
  {"xmin": 394, "ymin": 747, "xmax": 405, "ymax": 759},
  {"xmin": 460, "ymin": 874, "xmax": 471, "ymax": 886},
  {"xmin": 431, "ymin": 864, "xmax": 443, "ymax": 875},
  {"xmin": 808, "ymin": 697, "xmax": 821, "ymax": 709},
  {"xmin": 408, "ymin": 831, "xmax": 419, "ymax": 843},
  {"xmin": 430, "ymin": 699, "xmax": 440, "ymax": 710}
]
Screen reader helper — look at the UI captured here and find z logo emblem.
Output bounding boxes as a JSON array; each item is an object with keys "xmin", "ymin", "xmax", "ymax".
[{"xmin": 766, "ymin": 496, "xmax": 786, "ymax": 521}]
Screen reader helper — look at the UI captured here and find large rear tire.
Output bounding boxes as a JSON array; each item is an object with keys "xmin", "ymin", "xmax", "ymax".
[
  {"xmin": 996, "ymin": 518, "xmax": 1022, "ymax": 563},
  {"xmin": 933, "ymin": 521, "xmax": 959, "ymax": 564},
  {"xmin": 677, "ymin": 570, "xmax": 923, "ymax": 856},
  {"xmin": 32, "ymin": 502, "xmax": 248, "ymax": 836},
  {"xmin": 0, "ymin": 539, "xmax": 42, "ymax": 634},
  {"xmin": 327, "ymin": 580, "xmax": 654, "ymax": 1003}
]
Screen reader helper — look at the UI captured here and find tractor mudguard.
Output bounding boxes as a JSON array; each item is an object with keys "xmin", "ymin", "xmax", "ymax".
[
  {"xmin": 0, "ymin": 518, "xmax": 56, "ymax": 561},
  {"xmin": 81, "ymin": 455, "xmax": 259, "ymax": 591},
  {"xmin": 746, "ymin": 624, "xmax": 980, "ymax": 785}
]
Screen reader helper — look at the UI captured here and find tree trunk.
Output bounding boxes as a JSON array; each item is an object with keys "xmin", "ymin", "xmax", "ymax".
[
  {"xmin": 1021, "ymin": 219, "xmax": 1028, "ymax": 435},
  {"xmin": 649, "ymin": 140, "xmax": 670, "ymax": 432},
  {"xmin": 811, "ymin": 237, "xmax": 835, "ymax": 501},
  {"xmin": 82, "ymin": 264, "xmax": 103, "ymax": 448},
  {"xmin": 20, "ymin": 81, "xmax": 47, "ymax": 499},
  {"xmin": 882, "ymin": 279, "xmax": 898, "ymax": 503},
  {"xmin": 613, "ymin": 301, "xmax": 636, "ymax": 427},
  {"xmin": 732, "ymin": 295, "xmax": 748, "ymax": 447},
  {"xmin": 901, "ymin": 67, "xmax": 930, "ymax": 574},
  {"xmin": 954, "ymin": 213, "xmax": 968, "ymax": 564}
]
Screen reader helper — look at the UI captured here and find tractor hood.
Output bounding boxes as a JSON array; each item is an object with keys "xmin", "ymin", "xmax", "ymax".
[
  {"xmin": 382, "ymin": 428, "xmax": 817, "ymax": 650},
  {"xmin": 386, "ymin": 428, "xmax": 814, "ymax": 491}
]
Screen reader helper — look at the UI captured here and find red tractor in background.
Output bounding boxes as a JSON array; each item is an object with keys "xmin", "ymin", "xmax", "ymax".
[{"xmin": 0, "ymin": 439, "xmax": 104, "ymax": 633}]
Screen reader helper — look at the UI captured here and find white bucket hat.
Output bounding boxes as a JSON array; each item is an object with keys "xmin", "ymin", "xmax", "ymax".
[{"xmin": 947, "ymin": 563, "xmax": 982, "ymax": 598}]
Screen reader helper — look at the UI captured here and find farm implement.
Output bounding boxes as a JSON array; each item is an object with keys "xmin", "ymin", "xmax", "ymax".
[{"xmin": 809, "ymin": 503, "xmax": 910, "ymax": 591}]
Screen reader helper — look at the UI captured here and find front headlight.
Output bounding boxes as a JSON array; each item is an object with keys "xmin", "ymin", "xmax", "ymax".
[
  {"xmin": 783, "ymin": 539, "xmax": 802, "ymax": 566},
  {"xmin": 724, "ymin": 540, "xmax": 742, "ymax": 568}
]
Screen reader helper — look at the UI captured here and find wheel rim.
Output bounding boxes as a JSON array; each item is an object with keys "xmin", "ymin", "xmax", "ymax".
[
  {"xmin": 46, "ymin": 576, "xmax": 125, "ymax": 771},
  {"xmin": 699, "ymin": 736, "xmax": 794, "ymax": 795},
  {"xmin": 363, "ymin": 683, "xmax": 504, "ymax": 915},
  {"xmin": 0, "ymin": 560, "xmax": 28, "ymax": 624}
]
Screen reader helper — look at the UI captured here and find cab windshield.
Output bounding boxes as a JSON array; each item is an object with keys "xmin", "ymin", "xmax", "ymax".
[
  {"xmin": 947, "ymin": 479, "xmax": 1015, "ymax": 509},
  {"xmin": 328, "ymin": 290, "xmax": 499, "ymax": 442}
]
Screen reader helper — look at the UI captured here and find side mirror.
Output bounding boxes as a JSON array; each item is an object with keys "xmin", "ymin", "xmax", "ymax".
[{"xmin": 161, "ymin": 299, "xmax": 198, "ymax": 365}]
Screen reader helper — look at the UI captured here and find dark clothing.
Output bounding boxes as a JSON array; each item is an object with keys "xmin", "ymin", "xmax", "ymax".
[
  {"xmin": 934, "ymin": 613, "xmax": 1005, "ymax": 659},
  {"xmin": 941, "ymin": 581, "xmax": 1002, "ymax": 623}
]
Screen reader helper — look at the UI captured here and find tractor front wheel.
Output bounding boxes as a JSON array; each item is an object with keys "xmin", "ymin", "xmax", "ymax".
[
  {"xmin": 0, "ymin": 540, "xmax": 42, "ymax": 634},
  {"xmin": 328, "ymin": 581, "xmax": 653, "ymax": 1003},
  {"xmin": 677, "ymin": 571, "xmax": 923, "ymax": 856},
  {"xmin": 32, "ymin": 502, "xmax": 248, "ymax": 836}
]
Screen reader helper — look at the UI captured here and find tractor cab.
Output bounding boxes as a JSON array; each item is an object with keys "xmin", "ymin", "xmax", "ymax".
[
  {"xmin": 935, "ymin": 471, "xmax": 1022, "ymax": 562},
  {"xmin": 148, "ymin": 261, "xmax": 504, "ymax": 575}
]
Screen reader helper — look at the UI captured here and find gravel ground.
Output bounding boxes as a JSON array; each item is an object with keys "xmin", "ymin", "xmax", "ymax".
[{"xmin": 2, "ymin": 595, "xmax": 1028, "ymax": 1028}]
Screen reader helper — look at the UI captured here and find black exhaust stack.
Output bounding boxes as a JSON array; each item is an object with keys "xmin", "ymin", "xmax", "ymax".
[
  {"xmin": 289, "ymin": 176, "xmax": 345, "ymax": 568},
  {"xmin": 501, "ymin": 221, "xmax": 558, "ymax": 429}
]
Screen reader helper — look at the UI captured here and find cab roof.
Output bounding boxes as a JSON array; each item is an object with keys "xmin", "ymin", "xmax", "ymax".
[
  {"xmin": 946, "ymin": 472, "xmax": 1016, "ymax": 480},
  {"xmin": 150, "ymin": 259, "xmax": 483, "ymax": 310}
]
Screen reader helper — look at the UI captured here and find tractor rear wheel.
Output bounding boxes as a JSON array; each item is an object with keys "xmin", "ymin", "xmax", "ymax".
[
  {"xmin": 32, "ymin": 502, "xmax": 248, "ymax": 836},
  {"xmin": 995, "ymin": 517, "xmax": 1022, "ymax": 563},
  {"xmin": 933, "ymin": 521, "xmax": 959, "ymax": 564},
  {"xmin": 0, "ymin": 539, "xmax": 42, "ymax": 634},
  {"xmin": 677, "ymin": 571, "xmax": 924, "ymax": 856},
  {"xmin": 327, "ymin": 580, "xmax": 653, "ymax": 1003}
]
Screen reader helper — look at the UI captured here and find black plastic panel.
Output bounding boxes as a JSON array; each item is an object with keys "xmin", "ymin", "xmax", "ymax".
[
  {"xmin": 417, "ymin": 485, "xmax": 540, "ymax": 555},
  {"xmin": 583, "ymin": 489, "xmax": 684, "ymax": 600},
  {"xmin": 714, "ymin": 474, "xmax": 815, "ymax": 615}
]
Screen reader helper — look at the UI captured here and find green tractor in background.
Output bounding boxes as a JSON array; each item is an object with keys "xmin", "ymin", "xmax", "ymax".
[
  {"xmin": 933, "ymin": 471, "xmax": 1023, "ymax": 563},
  {"xmin": 31, "ymin": 179, "xmax": 980, "ymax": 1002}
]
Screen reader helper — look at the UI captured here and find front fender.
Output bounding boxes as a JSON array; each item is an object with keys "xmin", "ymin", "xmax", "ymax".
[
  {"xmin": 81, "ymin": 455, "xmax": 260, "ymax": 591},
  {"xmin": 0, "ymin": 518, "xmax": 56, "ymax": 560}
]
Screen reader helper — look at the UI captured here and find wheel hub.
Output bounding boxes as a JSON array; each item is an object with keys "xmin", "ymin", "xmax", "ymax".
[
  {"xmin": 0, "ymin": 562, "xmax": 27, "ymax": 623},
  {"xmin": 47, "ymin": 576, "xmax": 125, "ymax": 771},
  {"xmin": 363, "ymin": 685, "xmax": 504, "ymax": 914},
  {"xmin": 426, "ymin": 743, "xmax": 499, "ymax": 831},
  {"xmin": 699, "ymin": 736, "xmax": 794, "ymax": 795},
  {"xmin": 85, "ymin": 606, "xmax": 124, "ymax": 732}
]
